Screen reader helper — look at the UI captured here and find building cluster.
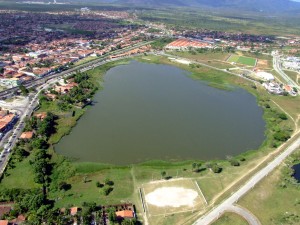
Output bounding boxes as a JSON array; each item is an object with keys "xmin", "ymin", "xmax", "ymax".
[
  {"xmin": 0, "ymin": 203, "xmax": 136, "ymax": 225},
  {"xmin": 262, "ymin": 82, "xmax": 297, "ymax": 96},
  {"xmin": 0, "ymin": 203, "xmax": 25, "ymax": 225},
  {"xmin": 0, "ymin": 10, "xmax": 149, "ymax": 88},
  {"xmin": 165, "ymin": 39, "xmax": 212, "ymax": 50},
  {"xmin": 282, "ymin": 56, "xmax": 300, "ymax": 71},
  {"xmin": 67, "ymin": 203, "xmax": 135, "ymax": 224},
  {"xmin": 0, "ymin": 109, "xmax": 18, "ymax": 141},
  {"xmin": 110, "ymin": 45, "xmax": 151, "ymax": 59}
]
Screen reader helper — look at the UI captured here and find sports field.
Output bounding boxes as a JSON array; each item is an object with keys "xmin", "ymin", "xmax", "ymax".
[
  {"xmin": 227, "ymin": 55, "xmax": 257, "ymax": 66},
  {"xmin": 142, "ymin": 179, "xmax": 207, "ymax": 217}
]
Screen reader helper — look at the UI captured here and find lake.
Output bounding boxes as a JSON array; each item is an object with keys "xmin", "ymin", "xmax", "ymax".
[
  {"xmin": 292, "ymin": 164, "xmax": 300, "ymax": 182},
  {"xmin": 55, "ymin": 61, "xmax": 266, "ymax": 165}
]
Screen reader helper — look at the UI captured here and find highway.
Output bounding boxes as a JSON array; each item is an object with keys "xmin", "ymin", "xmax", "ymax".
[
  {"xmin": 273, "ymin": 55, "xmax": 300, "ymax": 91},
  {"xmin": 0, "ymin": 41, "xmax": 152, "ymax": 100},
  {"xmin": 0, "ymin": 78, "xmax": 59, "ymax": 175},
  {"xmin": 0, "ymin": 47, "xmax": 151, "ymax": 176},
  {"xmin": 193, "ymin": 135, "xmax": 300, "ymax": 225}
]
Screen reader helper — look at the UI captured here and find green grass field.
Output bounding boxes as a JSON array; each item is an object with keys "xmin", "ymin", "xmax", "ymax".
[
  {"xmin": 227, "ymin": 55, "xmax": 257, "ymax": 66},
  {"xmin": 212, "ymin": 212, "xmax": 249, "ymax": 225}
]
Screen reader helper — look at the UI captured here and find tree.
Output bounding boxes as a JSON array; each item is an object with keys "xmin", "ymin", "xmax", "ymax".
[
  {"xmin": 96, "ymin": 181, "xmax": 103, "ymax": 188},
  {"xmin": 30, "ymin": 150, "xmax": 51, "ymax": 199},
  {"xmin": 108, "ymin": 207, "xmax": 116, "ymax": 223},
  {"xmin": 274, "ymin": 130, "xmax": 290, "ymax": 141},
  {"xmin": 32, "ymin": 138, "xmax": 48, "ymax": 149},
  {"xmin": 229, "ymin": 159, "xmax": 240, "ymax": 166},
  {"xmin": 212, "ymin": 164, "xmax": 222, "ymax": 173},
  {"xmin": 104, "ymin": 178, "xmax": 114, "ymax": 186},
  {"xmin": 19, "ymin": 85, "xmax": 29, "ymax": 96},
  {"xmin": 102, "ymin": 186, "xmax": 113, "ymax": 196},
  {"xmin": 58, "ymin": 181, "xmax": 71, "ymax": 191},
  {"xmin": 278, "ymin": 113, "xmax": 288, "ymax": 120},
  {"xmin": 192, "ymin": 162, "xmax": 202, "ymax": 172}
]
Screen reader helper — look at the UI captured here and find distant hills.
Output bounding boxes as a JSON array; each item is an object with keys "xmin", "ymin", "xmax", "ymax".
[{"xmin": 113, "ymin": 0, "xmax": 300, "ymax": 12}]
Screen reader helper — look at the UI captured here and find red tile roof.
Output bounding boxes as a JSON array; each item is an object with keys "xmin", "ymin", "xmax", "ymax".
[
  {"xmin": 20, "ymin": 131, "xmax": 34, "ymax": 139},
  {"xmin": 115, "ymin": 210, "xmax": 134, "ymax": 218},
  {"xmin": 0, "ymin": 220, "xmax": 9, "ymax": 225}
]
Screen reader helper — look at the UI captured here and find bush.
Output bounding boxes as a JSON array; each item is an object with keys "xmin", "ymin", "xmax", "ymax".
[
  {"xmin": 101, "ymin": 186, "xmax": 113, "ymax": 196},
  {"xmin": 274, "ymin": 130, "xmax": 290, "ymax": 142},
  {"xmin": 278, "ymin": 113, "xmax": 288, "ymax": 120},
  {"xmin": 230, "ymin": 159, "xmax": 240, "ymax": 166},
  {"xmin": 212, "ymin": 164, "xmax": 222, "ymax": 173},
  {"xmin": 104, "ymin": 178, "xmax": 114, "ymax": 186},
  {"xmin": 96, "ymin": 181, "xmax": 104, "ymax": 188}
]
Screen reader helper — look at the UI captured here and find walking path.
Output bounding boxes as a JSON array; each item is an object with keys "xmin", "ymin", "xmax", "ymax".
[{"xmin": 193, "ymin": 135, "xmax": 300, "ymax": 225}]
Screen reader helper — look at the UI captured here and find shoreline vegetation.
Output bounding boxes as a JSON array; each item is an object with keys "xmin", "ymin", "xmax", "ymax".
[{"xmin": 0, "ymin": 52, "xmax": 297, "ymax": 224}]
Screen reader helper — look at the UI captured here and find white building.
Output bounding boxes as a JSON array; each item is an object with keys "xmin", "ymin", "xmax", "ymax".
[{"xmin": 255, "ymin": 71, "xmax": 274, "ymax": 81}]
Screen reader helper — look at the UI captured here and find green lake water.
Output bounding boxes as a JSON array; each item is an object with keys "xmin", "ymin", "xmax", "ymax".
[{"xmin": 55, "ymin": 61, "xmax": 265, "ymax": 165}]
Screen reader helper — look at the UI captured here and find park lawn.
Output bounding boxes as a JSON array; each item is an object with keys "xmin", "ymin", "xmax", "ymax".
[
  {"xmin": 149, "ymin": 211, "xmax": 196, "ymax": 225},
  {"xmin": 205, "ymin": 61, "xmax": 236, "ymax": 69},
  {"xmin": 211, "ymin": 212, "xmax": 249, "ymax": 225},
  {"xmin": 228, "ymin": 55, "xmax": 256, "ymax": 66},
  {"xmin": 227, "ymin": 54, "xmax": 240, "ymax": 63},
  {"xmin": 237, "ymin": 56, "xmax": 256, "ymax": 66},
  {"xmin": 238, "ymin": 154, "xmax": 300, "ymax": 225},
  {"xmin": 168, "ymin": 51, "xmax": 231, "ymax": 61},
  {"xmin": 284, "ymin": 70, "xmax": 299, "ymax": 84},
  {"xmin": 53, "ymin": 168, "xmax": 134, "ymax": 208},
  {"xmin": 0, "ymin": 154, "xmax": 40, "ymax": 189}
]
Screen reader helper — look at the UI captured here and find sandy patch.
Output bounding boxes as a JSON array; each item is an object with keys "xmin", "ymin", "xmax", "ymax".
[
  {"xmin": 145, "ymin": 187, "xmax": 198, "ymax": 207},
  {"xmin": 168, "ymin": 57, "xmax": 191, "ymax": 65}
]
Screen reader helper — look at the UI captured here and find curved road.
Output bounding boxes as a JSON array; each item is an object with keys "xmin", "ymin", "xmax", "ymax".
[
  {"xmin": 225, "ymin": 205, "xmax": 261, "ymax": 225},
  {"xmin": 193, "ymin": 136, "xmax": 300, "ymax": 225}
]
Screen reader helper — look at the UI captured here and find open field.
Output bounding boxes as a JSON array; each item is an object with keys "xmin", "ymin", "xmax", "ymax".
[
  {"xmin": 0, "ymin": 153, "xmax": 40, "ymax": 190},
  {"xmin": 227, "ymin": 55, "xmax": 257, "ymax": 66},
  {"xmin": 52, "ymin": 168, "xmax": 134, "ymax": 208},
  {"xmin": 284, "ymin": 70, "xmax": 299, "ymax": 84},
  {"xmin": 143, "ymin": 179, "xmax": 206, "ymax": 216},
  {"xmin": 238, "ymin": 150, "xmax": 300, "ymax": 225},
  {"xmin": 168, "ymin": 51, "xmax": 230, "ymax": 62},
  {"xmin": 211, "ymin": 212, "xmax": 249, "ymax": 225}
]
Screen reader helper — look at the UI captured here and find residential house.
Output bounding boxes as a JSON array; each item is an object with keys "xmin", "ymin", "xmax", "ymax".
[
  {"xmin": 0, "ymin": 206, "xmax": 11, "ymax": 218},
  {"xmin": 70, "ymin": 207, "xmax": 81, "ymax": 216},
  {"xmin": 19, "ymin": 131, "xmax": 34, "ymax": 140},
  {"xmin": 34, "ymin": 112, "xmax": 47, "ymax": 121},
  {"xmin": 115, "ymin": 210, "xmax": 135, "ymax": 219}
]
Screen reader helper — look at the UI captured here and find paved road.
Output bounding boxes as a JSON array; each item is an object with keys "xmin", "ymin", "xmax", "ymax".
[
  {"xmin": 159, "ymin": 52, "xmax": 259, "ymax": 84},
  {"xmin": 193, "ymin": 136, "xmax": 300, "ymax": 225},
  {"xmin": 0, "ymin": 41, "xmax": 153, "ymax": 100},
  {"xmin": 226, "ymin": 205, "xmax": 261, "ymax": 225},
  {"xmin": 0, "ymin": 52, "xmax": 150, "ymax": 176},
  {"xmin": 273, "ymin": 55, "xmax": 300, "ymax": 90},
  {"xmin": 0, "ymin": 77, "xmax": 63, "ymax": 175}
]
